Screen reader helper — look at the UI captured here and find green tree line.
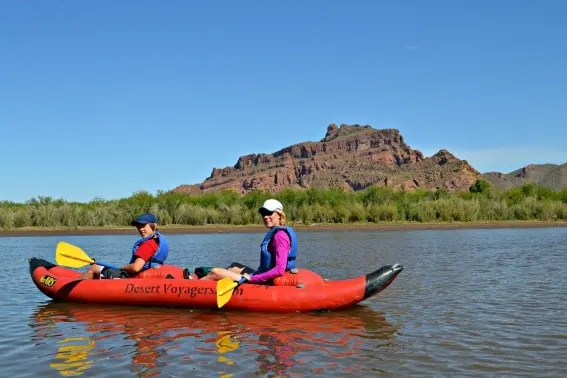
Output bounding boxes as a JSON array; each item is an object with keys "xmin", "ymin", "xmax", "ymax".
[{"xmin": 1, "ymin": 181, "xmax": 567, "ymax": 230}]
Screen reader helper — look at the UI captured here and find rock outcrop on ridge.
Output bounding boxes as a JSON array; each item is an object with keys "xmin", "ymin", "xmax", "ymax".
[{"xmin": 172, "ymin": 124, "xmax": 482, "ymax": 194}]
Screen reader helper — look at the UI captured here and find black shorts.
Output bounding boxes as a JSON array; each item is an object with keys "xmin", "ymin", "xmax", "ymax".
[
  {"xmin": 100, "ymin": 267, "xmax": 130, "ymax": 279},
  {"xmin": 226, "ymin": 262, "xmax": 255, "ymax": 275}
]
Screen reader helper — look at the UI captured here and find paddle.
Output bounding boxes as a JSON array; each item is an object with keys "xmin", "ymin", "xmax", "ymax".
[
  {"xmin": 216, "ymin": 276, "xmax": 247, "ymax": 308},
  {"xmin": 55, "ymin": 241, "xmax": 118, "ymax": 269}
]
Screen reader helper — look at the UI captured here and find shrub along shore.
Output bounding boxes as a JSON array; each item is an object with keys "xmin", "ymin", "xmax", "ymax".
[
  {"xmin": 1, "ymin": 181, "xmax": 566, "ymax": 235},
  {"xmin": 2, "ymin": 221, "xmax": 567, "ymax": 238}
]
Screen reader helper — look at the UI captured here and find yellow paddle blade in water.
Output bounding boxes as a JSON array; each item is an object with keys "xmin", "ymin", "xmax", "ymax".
[
  {"xmin": 216, "ymin": 278, "xmax": 238, "ymax": 308},
  {"xmin": 55, "ymin": 241, "xmax": 95, "ymax": 268}
]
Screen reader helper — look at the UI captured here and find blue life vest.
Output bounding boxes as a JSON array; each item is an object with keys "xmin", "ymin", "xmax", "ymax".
[
  {"xmin": 130, "ymin": 231, "xmax": 169, "ymax": 270},
  {"xmin": 256, "ymin": 226, "xmax": 298, "ymax": 274}
]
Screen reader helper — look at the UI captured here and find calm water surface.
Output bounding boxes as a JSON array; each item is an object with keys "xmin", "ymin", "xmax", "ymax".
[{"xmin": 1, "ymin": 228, "xmax": 566, "ymax": 376}]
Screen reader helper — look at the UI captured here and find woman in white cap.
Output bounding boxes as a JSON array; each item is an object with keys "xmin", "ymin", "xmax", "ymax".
[
  {"xmin": 80, "ymin": 213, "xmax": 169, "ymax": 279},
  {"xmin": 201, "ymin": 199, "xmax": 298, "ymax": 283}
]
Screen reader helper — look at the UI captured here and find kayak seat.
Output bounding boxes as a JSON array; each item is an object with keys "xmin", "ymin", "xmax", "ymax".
[
  {"xmin": 273, "ymin": 269, "xmax": 325, "ymax": 287},
  {"xmin": 136, "ymin": 265, "xmax": 185, "ymax": 279}
]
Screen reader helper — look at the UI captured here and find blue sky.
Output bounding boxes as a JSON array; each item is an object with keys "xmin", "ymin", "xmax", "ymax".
[{"xmin": 1, "ymin": 1, "xmax": 566, "ymax": 203}]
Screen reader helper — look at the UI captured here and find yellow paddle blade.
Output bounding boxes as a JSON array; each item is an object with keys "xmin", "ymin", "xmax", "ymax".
[
  {"xmin": 216, "ymin": 278, "xmax": 238, "ymax": 308},
  {"xmin": 55, "ymin": 241, "xmax": 95, "ymax": 268}
]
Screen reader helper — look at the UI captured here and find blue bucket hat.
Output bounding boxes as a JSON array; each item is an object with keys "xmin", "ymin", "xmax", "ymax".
[{"xmin": 131, "ymin": 213, "xmax": 158, "ymax": 226}]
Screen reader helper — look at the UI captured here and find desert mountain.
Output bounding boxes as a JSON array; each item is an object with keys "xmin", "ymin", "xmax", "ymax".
[
  {"xmin": 482, "ymin": 163, "xmax": 567, "ymax": 191},
  {"xmin": 172, "ymin": 124, "xmax": 482, "ymax": 194}
]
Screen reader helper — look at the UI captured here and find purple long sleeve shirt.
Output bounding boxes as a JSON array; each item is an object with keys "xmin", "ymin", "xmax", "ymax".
[{"xmin": 248, "ymin": 230, "xmax": 291, "ymax": 283}]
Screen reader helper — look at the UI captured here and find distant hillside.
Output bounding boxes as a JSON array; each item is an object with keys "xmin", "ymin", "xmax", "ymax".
[
  {"xmin": 172, "ymin": 124, "xmax": 482, "ymax": 194},
  {"xmin": 483, "ymin": 163, "xmax": 567, "ymax": 191}
]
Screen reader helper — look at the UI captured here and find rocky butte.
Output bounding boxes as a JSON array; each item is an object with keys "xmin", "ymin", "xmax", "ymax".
[{"xmin": 172, "ymin": 124, "xmax": 482, "ymax": 194}]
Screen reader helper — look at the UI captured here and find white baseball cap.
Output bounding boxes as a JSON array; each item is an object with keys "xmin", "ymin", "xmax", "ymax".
[{"xmin": 260, "ymin": 199, "xmax": 283, "ymax": 212}]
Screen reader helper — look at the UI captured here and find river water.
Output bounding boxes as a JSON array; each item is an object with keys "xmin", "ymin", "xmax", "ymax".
[{"xmin": 1, "ymin": 227, "xmax": 566, "ymax": 376}]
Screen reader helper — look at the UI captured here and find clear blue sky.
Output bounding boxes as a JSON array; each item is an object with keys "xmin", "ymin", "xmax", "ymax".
[{"xmin": 2, "ymin": 1, "xmax": 566, "ymax": 203}]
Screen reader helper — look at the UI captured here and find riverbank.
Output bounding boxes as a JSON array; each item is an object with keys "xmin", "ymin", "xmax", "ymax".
[{"xmin": 2, "ymin": 220, "xmax": 567, "ymax": 237}]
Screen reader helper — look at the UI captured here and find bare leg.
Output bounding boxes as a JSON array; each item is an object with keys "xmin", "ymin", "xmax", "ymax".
[
  {"xmin": 227, "ymin": 266, "xmax": 244, "ymax": 273},
  {"xmin": 200, "ymin": 267, "xmax": 243, "ymax": 281},
  {"xmin": 80, "ymin": 264, "xmax": 103, "ymax": 280}
]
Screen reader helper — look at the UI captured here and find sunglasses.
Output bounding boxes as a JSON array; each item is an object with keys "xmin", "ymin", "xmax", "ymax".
[{"xmin": 259, "ymin": 209, "xmax": 274, "ymax": 217}]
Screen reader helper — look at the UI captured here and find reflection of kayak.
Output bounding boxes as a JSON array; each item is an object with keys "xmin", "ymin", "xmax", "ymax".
[
  {"xmin": 29, "ymin": 257, "xmax": 403, "ymax": 312},
  {"xmin": 32, "ymin": 302, "xmax": 399, "ymax": 376},
  {"xmin": 33, "ymin": 301, "xmax": 397, "ymax": 337},
  {"xmin": 34, "ymin": 301, "xmax": 396, "ymax": 334}
]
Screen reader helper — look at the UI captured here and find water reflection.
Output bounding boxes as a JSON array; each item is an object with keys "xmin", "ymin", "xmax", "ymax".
[
  {"xmin": 31, "ymin": 302, "xmax": 398, "ymax": 376},
  {"xmin": 33, "ymin": 306, "xmax": 95, "ymax": 376},
  {"xmin": 50, "ymin": 337, "xmax": 95, "ymax": 376}
]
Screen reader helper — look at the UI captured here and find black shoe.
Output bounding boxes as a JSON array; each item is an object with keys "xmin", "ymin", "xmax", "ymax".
[{"xmin": 183, "ymin": 268, "xmax": 191, "ymax": 279}]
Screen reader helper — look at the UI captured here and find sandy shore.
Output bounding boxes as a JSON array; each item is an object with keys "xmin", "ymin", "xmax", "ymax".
[{"xmin": 1, "ymin": 221, "xmax": 566, "ymax": 237}]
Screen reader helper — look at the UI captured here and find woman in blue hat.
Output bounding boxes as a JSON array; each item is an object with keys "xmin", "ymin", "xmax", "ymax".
[{"xmin": 80, "ymin": 213, "xmax": 169, "ymax": 279}]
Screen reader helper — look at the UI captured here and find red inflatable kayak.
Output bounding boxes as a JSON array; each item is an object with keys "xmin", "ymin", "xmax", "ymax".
[{"xmin": 29, "ymin": 257, "xmax": 403, "ymax": 312}]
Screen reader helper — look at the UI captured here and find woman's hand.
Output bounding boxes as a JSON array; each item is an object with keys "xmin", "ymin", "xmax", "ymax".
[{"xmin": 242, "ymin": 273, "xmax": 251, "ymax": 281}]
